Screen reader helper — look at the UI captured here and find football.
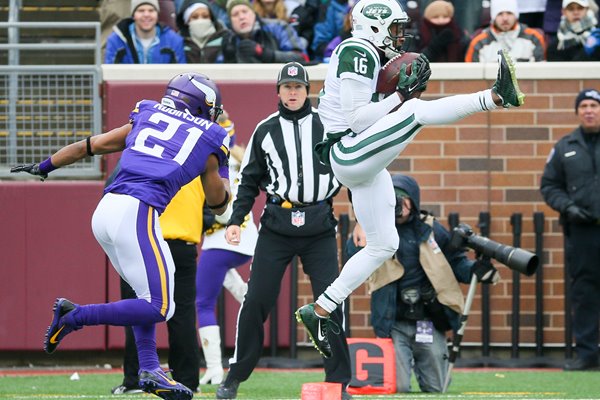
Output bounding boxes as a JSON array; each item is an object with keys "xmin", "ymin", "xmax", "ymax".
[{"xmin": 376, "ymin": 52, "xmax": 421, "ymax": 95}]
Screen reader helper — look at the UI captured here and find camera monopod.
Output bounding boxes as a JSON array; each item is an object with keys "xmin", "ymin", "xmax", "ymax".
[
  {"xmin": 442, "ymin": 272, "xmax": 478, "ymax": 393},
  {"xmin": 442, "ymin": 223, "xmax": 540, "ymax": 393}
]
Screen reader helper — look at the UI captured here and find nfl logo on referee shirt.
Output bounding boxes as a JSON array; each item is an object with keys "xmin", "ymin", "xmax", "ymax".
[{"xmin": 291, "ymin": 210, "xmax": 305, "ymax": 227}]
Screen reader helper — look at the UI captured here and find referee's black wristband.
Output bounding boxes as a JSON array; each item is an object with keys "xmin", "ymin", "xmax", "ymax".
[
  {"xmin": 207, "ymin": 191, "xmax": 229, "ymax": 210},
  {"xmin": 86, "ymin": 136, "xmax": 95, "ymax": 157}
]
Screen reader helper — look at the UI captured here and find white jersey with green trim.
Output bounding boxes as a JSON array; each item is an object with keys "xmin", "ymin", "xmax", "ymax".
[{"xmin": 318, "ymin": 37, "xmax": 382, "ymax": 134}]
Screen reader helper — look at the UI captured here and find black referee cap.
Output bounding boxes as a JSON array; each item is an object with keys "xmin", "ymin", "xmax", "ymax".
[{"xmin": 277, "ymin": 62, "xmax": 309, "ymax": 89}]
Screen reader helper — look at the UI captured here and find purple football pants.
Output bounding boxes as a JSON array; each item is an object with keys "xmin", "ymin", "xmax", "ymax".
[{"xmin": 196, "ymin": 248, "xmax": 251, "ymax": 327}]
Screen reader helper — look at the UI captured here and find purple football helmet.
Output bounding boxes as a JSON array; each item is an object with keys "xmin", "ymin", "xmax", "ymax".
[{"xmin": 161, "ymin": 72, "xmax": 223, "ymax": 121}]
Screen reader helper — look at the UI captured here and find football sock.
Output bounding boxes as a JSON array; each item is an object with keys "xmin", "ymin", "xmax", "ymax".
[
  {"xmin": 133, "ymin": 324, "xmax": 161, "ymax": 372},
  {"xmin": 66, "ymin": 299, "xmax": 164, "ymax": 327}
]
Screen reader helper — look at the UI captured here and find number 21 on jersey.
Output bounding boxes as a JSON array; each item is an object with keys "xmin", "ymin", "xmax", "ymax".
[{"xmin": 132, "ymin": 112, "xmax": 204, "ymax": 166}]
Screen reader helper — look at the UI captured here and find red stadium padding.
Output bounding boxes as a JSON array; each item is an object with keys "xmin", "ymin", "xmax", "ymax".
[
  {"xmin": 346, "ymin": 338, "xmax": 396, "ymax": 395},
  {"xmin": 0, "ymin": 181, "xmax": 107, "ymax": 351}
]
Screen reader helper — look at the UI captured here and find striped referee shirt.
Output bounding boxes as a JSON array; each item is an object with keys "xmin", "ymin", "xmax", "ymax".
[{"xmin": 229, "ymin": 100, "xmax": 341, "ymax": 226}]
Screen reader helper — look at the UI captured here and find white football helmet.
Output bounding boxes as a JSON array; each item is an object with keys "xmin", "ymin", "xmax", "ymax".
[{"xmin": 351, "ymin": 0, "xmax": 410, "ymax": 59}]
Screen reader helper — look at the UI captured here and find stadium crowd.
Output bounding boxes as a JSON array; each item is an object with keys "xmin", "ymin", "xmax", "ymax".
[{"xmin": 100, "ymin": 0, "xmax": 600, "ymax": 64}]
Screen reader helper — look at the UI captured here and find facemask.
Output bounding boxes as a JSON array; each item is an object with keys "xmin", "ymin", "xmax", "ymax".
[{"xmin": 189, "ymin": 19, "xmax": 216, "ymax": 47}]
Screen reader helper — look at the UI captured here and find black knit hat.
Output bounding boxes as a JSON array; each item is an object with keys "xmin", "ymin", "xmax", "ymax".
[
  {"xmin": 277, "ymin": 62, "xmax": 309, "ymax": 88},
  {"xmin": 575, "ymin": 88, "xmax": 600, "ymax": 113},
  {"xmin": 226, "ymin": 0, "xmax": 252, "ymax": 17}
]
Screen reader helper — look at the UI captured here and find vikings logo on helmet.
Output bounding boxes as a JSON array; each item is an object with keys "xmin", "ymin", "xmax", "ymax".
[
  {"xmin": 161, "ymin": 72, "xmax": 223, "ymax": 122},
  {"xmin": 190, "ymin": 77, "xmax": 218, "ymax": 109}
]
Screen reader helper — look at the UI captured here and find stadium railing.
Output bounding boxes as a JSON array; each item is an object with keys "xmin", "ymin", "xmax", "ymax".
[{"xmin": 0, "ymin": 21, "xmax": 102, "ymax": 178}]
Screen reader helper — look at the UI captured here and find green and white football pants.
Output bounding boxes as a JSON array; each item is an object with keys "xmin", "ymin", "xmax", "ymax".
[{"xmin": 317, "ymin": 90, "xmax": 498, "ymax": 313}]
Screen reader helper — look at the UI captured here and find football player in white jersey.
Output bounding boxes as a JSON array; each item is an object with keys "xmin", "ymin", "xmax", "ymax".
[{"xmin": 296, "ymin": 0, "xmax": 525, "ymax": 358}]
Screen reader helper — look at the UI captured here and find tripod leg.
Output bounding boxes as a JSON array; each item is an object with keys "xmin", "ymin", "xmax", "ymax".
[{"xmin": 443, "ymin": 274, "xmax": 479, "ymax": 393}]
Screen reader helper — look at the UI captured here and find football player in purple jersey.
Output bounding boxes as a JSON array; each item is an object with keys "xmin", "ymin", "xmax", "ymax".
[{"xmin": 11, "ymin": 72, "xmax": 231, "ymax": 400}]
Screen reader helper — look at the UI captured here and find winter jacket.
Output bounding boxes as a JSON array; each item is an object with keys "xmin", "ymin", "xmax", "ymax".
[
  {"xmin": 547, "ymin": 11, "xmax": 600, "ymax": 61},
  {"xmin": 417, "ymin": 17, "xmax": 468, "ymax": 62},
  {"xmin": 221, "ymin": 17, "xmax": 307, "ymax": 63},
  {"xmin": 541, "ymin": 126, "xmax": 600, "ymax": 222},
  {"xmin": 104, "ymin": 18, "xmax": 186, "ymax": 64},
  {"xmin": 465, "ymin": 22, "xmax": 546, "ymax": 62},
  {"xmin": 176, "ymin": 0, "xmax": 229, "ymax": 63},
  {"xmin": 311, "ymin": 0, "xmax": 348, "ymax": 61}
]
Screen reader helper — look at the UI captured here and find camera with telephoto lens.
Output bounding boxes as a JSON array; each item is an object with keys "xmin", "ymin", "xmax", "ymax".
[{"xmin": 449, "ymin": 223, "xmax": 539, "ymax": 276}]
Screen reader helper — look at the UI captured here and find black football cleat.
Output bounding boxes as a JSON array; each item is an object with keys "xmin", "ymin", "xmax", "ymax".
[
  {"xmin": 563, "ymin": 357, "xmax": 599, "ymax": 371},
  {"xmin": 492, "ymin": 49, "xmax": 525, "ymax": 108},
  {"xmin": 216, "ymin": 378, "xmax": 240, "ymax": 399},
  {"xmin": 139, "ymin": 369, "xmax": 193, "ymax": 400},
  {"xmin": 295, "ymin": 303, "xmax": 333, "ymax": 358}
]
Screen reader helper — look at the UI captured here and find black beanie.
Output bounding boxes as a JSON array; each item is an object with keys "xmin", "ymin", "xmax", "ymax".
[{"xmin": 575, "ymin": 88, "xmax": 600, "ymax": 113}]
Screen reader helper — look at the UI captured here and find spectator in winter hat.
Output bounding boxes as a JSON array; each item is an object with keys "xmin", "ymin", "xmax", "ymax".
[
  {"xmin": 131, "ymin": 0, "xmax": 159, "ymax": 14},
  {"xmin": 176, "ymin": 0, "xmax": 230, "ymax": 63},
  {"xmin": 220, "ymin": 0, "xmax": 308, "ymax": 63},
  {"xmin": 465, "ymin": 0, "xmax": 546, "ymax": 62},
  {"xmin": 548, "ymin": 0, "xmax": 600, "ymax": 61},
  {"xmin": 105, "ymin": 0, "xmax": 186, "ymax": 63},
  {"xmin": 416, "ymin": 0, "xmax": 468, "ymax": 62}
]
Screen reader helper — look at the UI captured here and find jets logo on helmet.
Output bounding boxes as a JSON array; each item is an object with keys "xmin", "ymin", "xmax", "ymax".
[
  {"xmin": 362, "ymin": 4, "xmax": 392, "ymax": 19},
  {"xmin": 352, "ymin": 0, "xmax": 410, "ymax": 60}
]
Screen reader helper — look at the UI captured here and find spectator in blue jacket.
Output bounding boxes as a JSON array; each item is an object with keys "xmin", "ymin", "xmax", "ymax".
[
  {"xmin": 322, "ymin": 7, "xmax": 352, "ymax": 62},
  {"xmin": 221, "ymin": 0, "xmax": 308, "ymax": 63},
  {"xmin": 311, "ymin": 0, "xmax": 352, "ymax": 62},
  {"xmin": 105, "ymin": 0, "xmax": 186, "ymax": 64}
]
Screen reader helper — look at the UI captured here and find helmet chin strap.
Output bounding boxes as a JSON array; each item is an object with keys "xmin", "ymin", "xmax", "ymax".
[
  {"xmin": 382, "ymin": 45, "xmax": 401, "ymax": 60},
  {"xmin": 381, "ymin": 36, "xmax": 402, "ymax": 60}
]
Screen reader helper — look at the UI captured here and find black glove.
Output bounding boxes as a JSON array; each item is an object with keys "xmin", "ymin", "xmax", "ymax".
[
  {"xmin": 423, "ymin": 29, "xmax": 455, "ymax": 60},
  {"xmin": 413, "ymin": 53, "xmax": 432, "ymax": 91},
  {"xmin": 472, "ymin": 259, "xmax": 500, "ymax": 284},
  {"xmin": 433, "ymin": 28, "xmax": 455, "ymax": 47},
  {"xmin": 396, "ymin": 53, "xmax": 431, "ymax": 100},
  {"xmin": 565, "ymin": 204, "xmax": 594, "ymax": 224},
  {"xmin": 10, "ymin": 163, "xmax": 48, "ymax": 181},
  {"xmin": 238, "ymin": 39, "xmax": 275, "ymax": 62}
]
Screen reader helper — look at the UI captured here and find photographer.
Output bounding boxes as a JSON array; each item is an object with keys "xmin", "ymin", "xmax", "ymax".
[{"xmin": 348, "ymin": 174, "xmax": 499, "ymax": 393}]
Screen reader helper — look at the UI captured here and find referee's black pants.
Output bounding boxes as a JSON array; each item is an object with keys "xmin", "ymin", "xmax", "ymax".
[
  {"xmin": 120, "ymin": 240, "xmax": 201, "ymax": 391},
  {"xmin": 226, "ymin": 227, "xmax": 352, "ymax": 385}
]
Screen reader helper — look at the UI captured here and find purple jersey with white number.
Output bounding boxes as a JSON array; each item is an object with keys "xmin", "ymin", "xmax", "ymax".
[{"xmin": 105, "ymin": 100, "xmax": 230, "ymax": 213}]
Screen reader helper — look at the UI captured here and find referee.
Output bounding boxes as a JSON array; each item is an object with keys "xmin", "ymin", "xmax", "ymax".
[{"xmin": 217, "ymin": 62, "xmax": 352, "ymax": 400}]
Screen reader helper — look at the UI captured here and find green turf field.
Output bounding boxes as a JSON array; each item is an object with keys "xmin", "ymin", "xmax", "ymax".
[{"xmin": 1, "ymin": 369, "xmax": 600, "ymax": 399}]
